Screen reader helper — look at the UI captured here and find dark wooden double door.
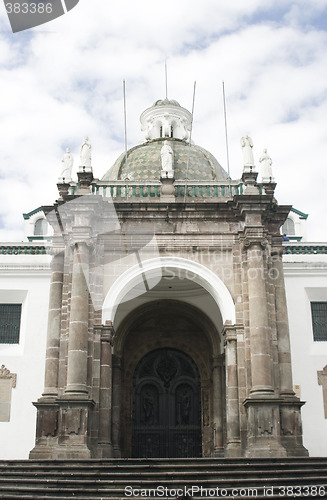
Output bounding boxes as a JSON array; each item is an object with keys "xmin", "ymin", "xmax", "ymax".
[{"xmin": 132, "ymin": 348, "xmax": 202, "ymax": 458}]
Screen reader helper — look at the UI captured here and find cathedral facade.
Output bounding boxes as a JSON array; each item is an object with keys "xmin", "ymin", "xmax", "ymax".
[{"xmin": 2, "ymin": 98, "xmax": 326, "ymax": 460}]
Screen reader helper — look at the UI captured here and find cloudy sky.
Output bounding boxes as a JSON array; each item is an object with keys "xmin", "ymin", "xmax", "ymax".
[{"xmin": 0, "ymin": 0, "xmax": 326, "ymax": 241}]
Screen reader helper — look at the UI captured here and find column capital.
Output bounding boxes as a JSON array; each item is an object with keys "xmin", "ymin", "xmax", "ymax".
[
  {"xmin": 271, "ymin": 245, "xmax": 284, "ymax": 258},
  {"xmin": 222, "ymin": 323, "xmax": 237, "ymax": 343},
  {"xmin": 68, "ymin": 237, "xmax": 95, "ymax": 251},
  {"xmin": 243, "ymin": 235, "xmax": 268, "ymax": 251},
  {"xmin": 94, "ymin": 321, "xmax": 116, "ymax": 346},
  {"xmin": 50, "ymin": 247, "xmax": 65, "ymax": 257}
]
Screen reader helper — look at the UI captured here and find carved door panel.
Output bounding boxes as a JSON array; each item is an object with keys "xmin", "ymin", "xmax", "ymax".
[{"xmin": 132, "ymin": 348, "xmax": 201, "ymax": 458}]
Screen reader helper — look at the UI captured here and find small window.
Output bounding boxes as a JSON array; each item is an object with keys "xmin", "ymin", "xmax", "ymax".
[
  {"xmin": 34, "ymin": 218, "xmax": 48, "ymax": 236},
  {"xmin": 311, "ymin": 302, "xmax": 327, "ymax": 341},
  {"xmin": 282, "ymin": 218, "xmax": 295, "ymax": 236},
  {"xmin": 0, "ymin": 304, "xmax": 22, "ymax": 344}
]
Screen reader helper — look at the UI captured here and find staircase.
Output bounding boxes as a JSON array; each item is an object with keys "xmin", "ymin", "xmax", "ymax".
[{"xmin": 0, "ymin": 457, "xmax": 326, "ymax": 499}]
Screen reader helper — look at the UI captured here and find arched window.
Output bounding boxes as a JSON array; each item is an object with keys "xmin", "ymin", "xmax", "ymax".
[
  {"xmin": 34, "ymin": 218, "xmax": 48, "ymax": 236},
  {"xmin": 282, "ymin": 218, "xmax": 295, "ymax": 236}
]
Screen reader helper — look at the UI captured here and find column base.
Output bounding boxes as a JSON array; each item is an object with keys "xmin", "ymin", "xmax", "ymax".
[
  {"xmin": 29, "ymin": 398, "xmax": 60, "ymax": 459},
  {"xmin": 29, "ymin": 444, "xmax": 58, "ymax": 460},
  {"xmin": 243, "ymin": 397, "xmax": 287, "ymax": 459},
  {"xmin": 112, "ymin": 445, "xmax": 122, "ymax": 458},
  {"xmin": 280, "ymin": 398, "xmax": 309, "ymax": 457},
  {"xmin": 56, "ymin": 398, "xmax": 95, "ymax": 457},
  {"xmin": 30, "ymin": 397, "xmax": 95, "ymax": 460},
  {"xmin": 54, "ymin": 445, "xmax": 93, "ymax": 460},
  {"xmin": 96, "ymin": 442, "xmax": 113, "ymax": 458},
  {"xmin": 225, "ymin": 440, "xmax": 242, "ymax": 458},
  {"xmin": 213, "ymin": 448, "xmax": 225, "ymax": 458},
  {"xmin": 245, "ymin": 437, "xmax": 287, "ymax": 458}
]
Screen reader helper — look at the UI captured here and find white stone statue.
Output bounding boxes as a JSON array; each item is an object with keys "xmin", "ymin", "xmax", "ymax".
[
  {"xmin": 59, "ymin": 148, "xmax": 74, "ymax": 182},
  {"xmin": 80, "ymin": 136, "xmax": 92, "ymax": 169},
  {"xmin": 160, "ymin": 140, "xmax": 174, "ymax": 177},
  {"xmin": 259, "ymin": 148, "xmax": 274, "ymax": 182},
  {"xmin": 241, "ymin": 136, "xmax": 254, "ymax": 168}
]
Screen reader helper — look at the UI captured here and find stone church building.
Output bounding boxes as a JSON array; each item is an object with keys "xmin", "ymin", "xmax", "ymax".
[{"xmin": 3, "ymin": 98, "xmax": 327, "ymax": 460}]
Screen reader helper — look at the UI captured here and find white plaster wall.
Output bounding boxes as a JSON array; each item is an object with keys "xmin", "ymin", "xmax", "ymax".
[
  {"xmin": 284, "ymin": 260, "xmax": 327, "ymax": 456},
  {"xmin": 0, "ymin": 255, "xmax": 51, "ymax": 459}
]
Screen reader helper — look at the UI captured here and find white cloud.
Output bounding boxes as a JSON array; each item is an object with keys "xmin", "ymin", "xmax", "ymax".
[{"xmin": 0, "ymin": 1, "xmax": 326, "ymax": 241}]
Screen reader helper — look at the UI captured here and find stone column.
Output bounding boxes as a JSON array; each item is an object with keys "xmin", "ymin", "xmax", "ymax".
[
  {"xmin": 272, "ymin": 246, "xmax": 308, "ymax": 456},
  {"xmin": 247, "ymin": 242, "xmax": 274, "ymax": 395},
  {"xmin": 65, "ymin": 242, "xmax": 90, "ymax": 396},
  {"xmin": 54, "ymin": 240, "xmax": 95, "ymax": 459},
  {"xmin": 30, "ymin": 250, "xmax": 64, "ymax": 459},
  {"xmin": 224, "ymin": 324, "xmax": 241, "ymax": 456},
  {"xmin": 244, "ymin": 238, "xmax": 287, "ymax": 457},
  {"xmin": 271, "ymin": 247, "xmax": 294, "ymax": 397},
  {"xmin": 212, "ymin": 356, "xmax": 224, "ymax": 456},
  {"xmin": 112, "ymin": 355, "xmax": 122, "ymax": 457},
  {"xmin": 43, "ymin": 250, "xmax": 64, "ymax": 398},
  {"xmin": 98, "ymin": 322, "xmax": 115, "ymax": 457}
]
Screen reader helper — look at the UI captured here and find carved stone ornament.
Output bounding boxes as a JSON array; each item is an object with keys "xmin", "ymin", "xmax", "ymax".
[
  {"xmin": 65, "ymin": 408, "xmax": 82, "ymax": 435},
  {"xmin": 318, "ymin": 365, "xmax": 327, "ymax": 418},
  {"xmin": 101, "ymin": 321, "xmax": 116, "ymax": 346},
  {"xmin": 41, "ymin": 411, "xmax": 58, "ymax": 437},
  {"xmin": 155, "ymin": 352, "xmax": 177, "ymax": 388},
  {"xmin": 243, "ymin": 237, "xmax": 268, "ymax": 251},
  {"xmin": 0, "ymin": 364, "xmax": 17, "ymax": 388}
]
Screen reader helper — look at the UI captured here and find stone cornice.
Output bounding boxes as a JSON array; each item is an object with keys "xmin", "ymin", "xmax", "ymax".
[{"xmin": 0, "ymin": 264, "xmax": 51, "ymax": 273}]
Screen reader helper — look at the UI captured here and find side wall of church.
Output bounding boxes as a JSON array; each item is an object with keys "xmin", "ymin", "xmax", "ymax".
[{"xmin": 284, "ymin": 254, "xmax": 327, "ymax": 456}]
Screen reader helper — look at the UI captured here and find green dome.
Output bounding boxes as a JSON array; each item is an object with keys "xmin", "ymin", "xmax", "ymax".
[{"xmin": 102, "ymin": 138, "xmax": 230, "ymax": 182}]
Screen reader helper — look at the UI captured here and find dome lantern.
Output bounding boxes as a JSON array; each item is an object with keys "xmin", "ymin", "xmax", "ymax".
[
  {"xmin": 140, "ymin": 99, "xmax": 192, "ymax": 142},
  {"xmin": 102, "ymin": 99, "xmax": 231, "ymax": 183}
]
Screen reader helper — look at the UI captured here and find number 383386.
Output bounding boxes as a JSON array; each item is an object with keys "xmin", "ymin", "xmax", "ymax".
[{"xmin": 5, "ymin": 3, "xmax": 53, "ymax": 14}]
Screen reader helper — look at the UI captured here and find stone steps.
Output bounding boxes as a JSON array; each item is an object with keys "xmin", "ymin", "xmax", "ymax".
[{"xmin": 0, "ymin": 457, "xmax": 326, "ymax": 499}]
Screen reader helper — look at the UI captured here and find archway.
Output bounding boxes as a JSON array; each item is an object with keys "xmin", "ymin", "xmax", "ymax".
[
  {"xmin": 102, "ymin": 256, "xmax": 236, "ymax": 327},
  {"xmin": 113, "ymin": 300, "xmax": 225, "ymax": 458},
  {"xmin": 132, "ymin": 348, "xmax": 201, "ymax": 458}
]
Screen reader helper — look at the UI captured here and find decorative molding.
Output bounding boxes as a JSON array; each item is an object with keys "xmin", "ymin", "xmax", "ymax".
[
  {"xmin": 0, "ymin": 245, "xmax": 50, "ymax": 256},
  {"xmin": 0, "ymin": 364, "xmax": 17, "ymax": 388},
  {"xmin": 0, "ymin": 265, "xmax": 51, "ymax": 272},
  {"xmin": 318, "ymin": 365, "xmax": 327, "ymax": 419},
  {"xmin": 284, "ymin": 244, "xmax": 327, "ymax": 255}
]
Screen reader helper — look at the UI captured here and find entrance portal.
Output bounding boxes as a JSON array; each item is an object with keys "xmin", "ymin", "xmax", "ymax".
[{"xmin": 132, "ymin": 348, "xmax": 202, "ymax": 458}]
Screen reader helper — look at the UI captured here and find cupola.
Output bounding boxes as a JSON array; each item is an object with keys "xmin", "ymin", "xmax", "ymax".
[{"xmin": 140, "ymin": 99, "xmax": 192, "ymax": 142}]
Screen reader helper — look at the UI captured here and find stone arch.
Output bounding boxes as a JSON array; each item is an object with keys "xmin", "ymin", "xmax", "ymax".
[
  {"xmin": 112, "ymin": 300, "xmax": 224, "ymax": 457},
  {"xmin": 102, "ymin": 256, "xmax": 236, "ymax": 326}
]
